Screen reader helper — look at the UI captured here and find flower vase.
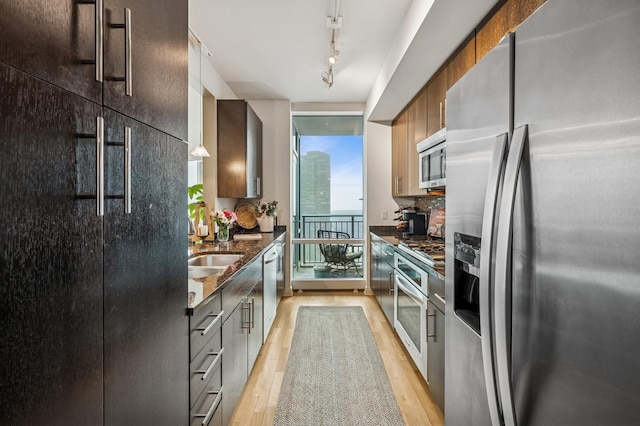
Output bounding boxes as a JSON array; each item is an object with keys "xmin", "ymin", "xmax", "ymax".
[
  {"xmin": 257, "ymin": 215, "xmax": 274, "ymax": 233},
  {"xmin": 217, "ymin": 223, "xmax": 230, "ymax": 242}
]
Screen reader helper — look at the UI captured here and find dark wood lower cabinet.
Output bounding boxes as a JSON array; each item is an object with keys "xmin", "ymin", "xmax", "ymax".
[
  {"xmin": 0, "ymin": 62, "xmax": 104, "ymax": 425},
  {"xmin": 102, "ymin": 109, "xmax": 188, "ymax": 425},
  {"xmin": 0, "ymin": 64, "xmax": 188, "ymax": 424}
]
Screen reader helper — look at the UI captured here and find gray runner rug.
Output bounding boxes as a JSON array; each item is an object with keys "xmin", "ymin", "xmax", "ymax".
[{"xmin": 273, "ymin": 306, "xmax": 406, "ymax": 426}]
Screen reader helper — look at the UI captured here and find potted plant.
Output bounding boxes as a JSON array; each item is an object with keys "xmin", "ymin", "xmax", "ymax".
[{"xmin": 255, "ymin": 200, "xmax": 278, "ymax": 233}]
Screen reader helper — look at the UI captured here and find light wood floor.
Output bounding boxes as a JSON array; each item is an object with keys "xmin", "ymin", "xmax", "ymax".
[{"xmin": 230, "ymin": 291, "xmax": 445, "ymax": 426}]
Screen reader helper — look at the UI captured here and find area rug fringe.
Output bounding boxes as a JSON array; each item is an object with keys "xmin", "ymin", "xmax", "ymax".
[{"xmin": 273, "ymin": 306, "xmax": 406, "ymax": 426}]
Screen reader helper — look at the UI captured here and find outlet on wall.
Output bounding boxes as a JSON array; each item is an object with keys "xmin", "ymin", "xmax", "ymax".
[{"xmin": 381, "ymin": 210, "xmax": 388, "ymax": 220}]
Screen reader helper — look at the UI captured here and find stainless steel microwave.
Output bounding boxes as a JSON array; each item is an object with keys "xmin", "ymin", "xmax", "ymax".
[{"xmin": 417, "ymin": 128, "xmax": 446, "ymax": 189}]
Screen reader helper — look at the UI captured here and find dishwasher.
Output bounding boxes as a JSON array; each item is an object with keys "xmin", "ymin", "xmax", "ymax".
[{"xmin": 263, "ymin": 246, "xmax": 278, "ymax": 343}]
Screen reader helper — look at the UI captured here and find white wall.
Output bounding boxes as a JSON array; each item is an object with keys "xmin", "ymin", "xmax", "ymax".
[{"xmin": 248, "ymin": 100, "xmax": 292, "ymax": 232}]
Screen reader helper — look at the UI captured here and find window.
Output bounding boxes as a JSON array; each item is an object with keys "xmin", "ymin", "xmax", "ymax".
[{"xmin": 291, "ymin": 114, "xmax": 365, "ymax": 289}]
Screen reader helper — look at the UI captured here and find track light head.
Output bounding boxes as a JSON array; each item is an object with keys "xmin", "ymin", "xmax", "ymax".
[{"xmin": 321, "ymin": 69, "xmax": 334, "ymax": 88}]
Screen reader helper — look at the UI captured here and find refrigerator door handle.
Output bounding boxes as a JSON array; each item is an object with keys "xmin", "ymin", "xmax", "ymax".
[
  {"xmin": 495, "ymin": 125, "xmax": 528, "ymax": 426},
  {"xmin": 480, "ymin": 132, "xmax": 509, "ymax": 426}
]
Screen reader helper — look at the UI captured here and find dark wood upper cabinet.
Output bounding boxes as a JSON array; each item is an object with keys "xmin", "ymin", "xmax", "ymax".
[
  {"xmin": 0, "ymin": 0, "xmax": 188, "ymax": 141},
  {"xmin": 103, "ymin": 0, "xmax": 188, "ymax": 140},
  {"xmin": 0, "ymin": 0, "xmax": 103, "ymax": 103},
  {"xmin": 217, "ymin": 100, "xmax": 263, "ymax": 199}
]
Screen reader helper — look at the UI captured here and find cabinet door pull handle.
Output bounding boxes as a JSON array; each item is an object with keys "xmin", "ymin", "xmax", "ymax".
[
  {"xmin": 96, "ymin": 116, "xmax": 104, "ymax": 216},
  {"xmin": 194, "ymin": 385, "xmax": 223, "ymax": 426},
  {"xmin": 95, "ymin": 0, "xmax": 103, "ymax": 82},
  {"xmin": 112, "ymin": 8, "xmax": 132, "ymax": 96},
  {"xmin": 124, "ymin": 126, "xmax": 131, "ymax": 213},
  {"xmin": 249, "ymin": 297, "xmax": 255, "ymax": 331},
  {"xmin": 124, "ymin": 8, "xmax": 132, "ymax": 96},
  {"xmin": 427, "ymin": 310, "xmax": 436, "ymax": 340},
  {"xmin": 242, "ymin": 302, "xmax": 251, "ymax": 329},
  {"xmin": 196, "ymin": 310, "xmax": 224, "ymax": 336},
  {"xmin": 196, "ymin": 347, "xmax": 224, "ymax": 381}
]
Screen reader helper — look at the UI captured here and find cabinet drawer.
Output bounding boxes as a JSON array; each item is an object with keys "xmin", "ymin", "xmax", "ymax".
[
  {"xmin": 190, "ymin": 294, "xmax": 223, "ymax": 361},
  {"xmin": 190, "ymin": 328, "xmax": 222, "ymax": 408},
  {"xmin": 190, "ymin": 367, "xmax": 223, "ymax": 426}
]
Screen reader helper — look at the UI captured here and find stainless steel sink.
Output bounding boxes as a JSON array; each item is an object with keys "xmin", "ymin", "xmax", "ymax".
[
  {"xmin": 188, "ymin": 253, "xmax": 244, "ymax": 267},
  {"xmin": 188, "ymin": 266, "xmax": 227, "ymax": 279}
]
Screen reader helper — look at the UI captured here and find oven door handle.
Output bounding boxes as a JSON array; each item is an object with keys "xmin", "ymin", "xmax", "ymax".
[{"xmin": 396, "ymin": 272, "xmax": 426, "ymax": 306}]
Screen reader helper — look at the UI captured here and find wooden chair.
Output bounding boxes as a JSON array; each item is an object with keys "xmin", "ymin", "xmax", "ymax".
[{"xmin": 317, "ymin": 230, "xmax": 363, "ymax": 275}]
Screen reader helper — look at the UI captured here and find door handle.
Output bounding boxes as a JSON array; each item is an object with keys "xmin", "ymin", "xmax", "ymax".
[
  {"xmin": 427, "ymin": 308, "xmax": 436, "ymax": 341},
  {"xmin": 96, "ymin": 116, "xmax": 104, "ymax": 216},
  {"xmin": 112, "ymin": 8, "xmax": 132, "ymax": 96},
  {"xmin": 241, "ymin": 301, "xmax": 251, "ymax": 329},
  {"xmin": 124, "ymin": 126, "xmax": 131, "ymax": 213},
  {"xmin": 95, "ymin": 0, "xmax": 103, "ymax": 82},
  {"xmin": 495, "ymin": 125, "xmax": 528, "ymax": 426},
  {"xmin": 479, "ymin": 132, "xmax": 509, "ymax": 426}
]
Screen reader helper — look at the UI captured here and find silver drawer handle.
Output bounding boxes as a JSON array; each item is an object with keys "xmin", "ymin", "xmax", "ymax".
[
  {"xmin": 196, "ymin": 347, "xmax": 224, "ymax": 381},
  {"xmin": 196, "ymin": 310, "xmax": 224, "ymax": 336},
  {"xmin": 194, "ymin": 385, "xmax": 223, "ymax": 426}
]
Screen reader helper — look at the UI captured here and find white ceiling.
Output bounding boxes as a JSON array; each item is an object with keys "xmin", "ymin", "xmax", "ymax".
[{"xmin": 189, "ymin": 0, "xmax": 498, "ymax": 123}]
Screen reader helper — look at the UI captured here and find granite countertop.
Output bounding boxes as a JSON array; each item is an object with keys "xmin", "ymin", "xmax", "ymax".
[
  {"xmin": 369, "ymin": 226, "xmax": 433, "ymax": 247},
  {"xmin": 369, "ymin": 226, "xmax": 446, "ymax": 277},
  {"xmin": 187, "ymin": 228, "xmax": 285, "ymax": 310}
]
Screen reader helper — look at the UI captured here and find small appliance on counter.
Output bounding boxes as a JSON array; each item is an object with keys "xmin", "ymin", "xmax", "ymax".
[
  {"xmin": 403, "ymin": 211, "xmax": 427, "ymax": 237},
  {"xmin": 394, "ymin": 206, "xmax": 428, "ymax": 238}
]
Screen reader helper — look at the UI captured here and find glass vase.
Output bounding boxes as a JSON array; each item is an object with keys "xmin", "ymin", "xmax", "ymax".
[{"xmin": 217, "ymin": 223, "xmax": 230, "ymax": 242}]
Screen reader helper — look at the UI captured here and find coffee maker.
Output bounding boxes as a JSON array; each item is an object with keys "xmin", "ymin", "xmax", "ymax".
[{"xmin": 402, "ymin": 211, "xmax": 427, "ymax": 237}]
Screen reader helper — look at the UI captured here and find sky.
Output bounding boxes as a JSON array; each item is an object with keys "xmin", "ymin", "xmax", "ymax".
[{"xmin": 300, "ymin": 135, "xmax": 363, "ymax": 212}]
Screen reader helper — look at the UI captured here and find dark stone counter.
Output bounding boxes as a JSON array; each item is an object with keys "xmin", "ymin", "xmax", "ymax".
[{"xmin": 187, "ymin": 228, "xmax": 285, "ymax": 311}]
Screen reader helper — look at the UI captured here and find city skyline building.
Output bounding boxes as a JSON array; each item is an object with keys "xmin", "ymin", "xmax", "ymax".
[{"xmin": 300, "ymin": 151, "xmax": 330, "ymax": 215}]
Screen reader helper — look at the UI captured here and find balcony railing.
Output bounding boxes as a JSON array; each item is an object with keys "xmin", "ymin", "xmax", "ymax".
[{"xmin": 294, "ymin": 214, "xmax": 364, "ymax": 265}]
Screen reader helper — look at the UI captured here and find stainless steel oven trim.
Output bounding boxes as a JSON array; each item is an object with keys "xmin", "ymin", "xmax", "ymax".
[
  {"xmin": 394, "ymin": 253, "xmax": 429, "ymax": 380},
  {"xmin": 395, "ymin": 252, "xmax": 429, "ymax": 295},
  {"xmin": 396, "ymin": 271, "xmax": 427, "ymax": 305}
]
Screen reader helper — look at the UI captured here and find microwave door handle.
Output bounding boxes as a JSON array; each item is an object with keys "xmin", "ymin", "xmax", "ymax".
[
  {"xmin": 495, "ymin": 125, "xmax": 528, "ymax": 426},
  {"xmin": 479, "ymin": 132, "xmax": 509, "ymax": 426}
]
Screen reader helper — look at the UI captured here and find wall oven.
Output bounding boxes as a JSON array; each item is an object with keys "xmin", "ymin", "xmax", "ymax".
[
  {"xmin": 394, "ymin": 252, "xmax": 429, "ymax": 380},
  {"xmin": 417, "ymin": 127, "xmax": 446, "ymax": 189}
]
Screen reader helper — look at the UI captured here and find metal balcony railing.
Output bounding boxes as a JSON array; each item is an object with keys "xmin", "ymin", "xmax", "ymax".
[{"xmin": 294, "ymin": 214, "xmax": 364, "ymax": 265}]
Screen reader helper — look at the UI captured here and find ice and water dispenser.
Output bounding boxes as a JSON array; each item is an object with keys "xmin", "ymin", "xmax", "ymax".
[{"xmin": 453, "ymin": 233, "xmax": 482, "ymax": 335}]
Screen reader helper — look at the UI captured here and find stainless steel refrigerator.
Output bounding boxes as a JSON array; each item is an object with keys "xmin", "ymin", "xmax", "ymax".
[{"xmin": 445, "ymin": 1, "xmax": 640, "ymax": 425}]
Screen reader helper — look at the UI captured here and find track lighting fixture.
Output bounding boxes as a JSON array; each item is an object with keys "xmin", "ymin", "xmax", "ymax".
[
  {"xmin": 321, "ymin": 66, "xmax": 334, "ymax": 88},
  {"xmin": 322, "ymin": 0, "xmax": 341, "ymax": 89}
]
